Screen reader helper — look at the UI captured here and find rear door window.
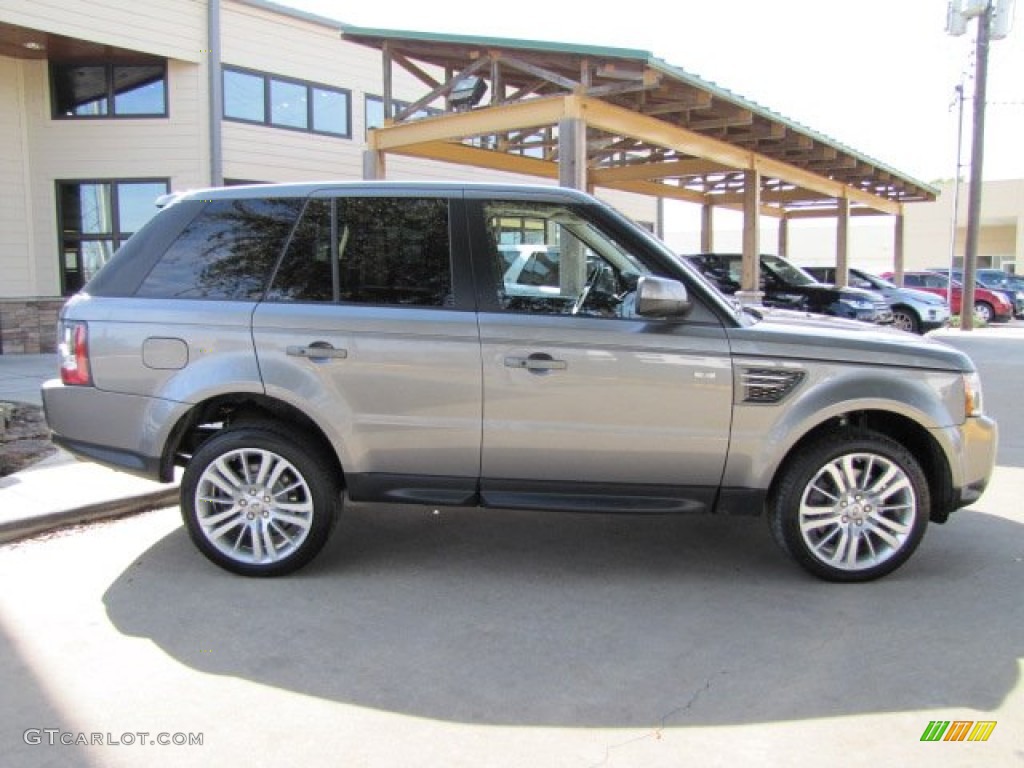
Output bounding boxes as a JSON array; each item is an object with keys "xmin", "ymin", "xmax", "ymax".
[{"xmin": 268, "ymin": 197, "xmax": 453, "ymax": 307}]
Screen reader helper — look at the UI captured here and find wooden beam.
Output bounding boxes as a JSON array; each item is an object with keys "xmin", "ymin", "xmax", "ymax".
[
  {"xmin": 506, "ymin": 78, "xmax": 547, "ymax": 101},
  {"xmin": 688, "ymin": 110, "xmax": 753, "ymax": 131},
  {"xmin": 371, "ymin": 95, "xmax": 570, "ymax": 149},
  {"xmin": 586, "ymin": 76, "xmax": 661, "ymax": 99},
  {"xmin": 590, "ymin": 158, "xmax": 732, "ymax": 184},
  {"xmin": 641, "ymin": 92, "xmax": 713, "ymax": 116},
  {"xmin": 389, "ymin": 140, "xmax": 559, "ymax": 178},
  {"xmin": 495, "ymin": 53, "xmax": 579, "ymax": 91},
  {"xmin": 600, "ymin": 179, "xmax": 707, "ymax": 205},
  {"xmin": 784, "ymin": 206, "xmax": 894, "ymax": 219},
  {"xmin": 393, "ymin": 55, "xmax": 491, "ymax": 122},
  {"xmin": 391, "ymin": 50, "xmax": 441, "ymax": 91}
]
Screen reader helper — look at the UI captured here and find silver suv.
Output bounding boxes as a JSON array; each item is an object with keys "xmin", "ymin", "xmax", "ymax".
[{"xmin": 43, "ymin": 182, "xmax": 997, "ymax": 582}]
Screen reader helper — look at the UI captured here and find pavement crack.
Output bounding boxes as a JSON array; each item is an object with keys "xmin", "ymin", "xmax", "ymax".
[{"xmin": 586, "ymin": 678, "xmax": 713, "ymax": 768}]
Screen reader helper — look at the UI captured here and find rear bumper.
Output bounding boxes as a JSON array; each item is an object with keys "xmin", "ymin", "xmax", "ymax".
[{"xmin": 42, "ymin": 379, "xmax": 187, "ymax": 482}]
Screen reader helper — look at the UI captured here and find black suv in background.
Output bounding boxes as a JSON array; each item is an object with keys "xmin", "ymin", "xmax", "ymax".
[{"xmin": 685, "ymin": 253, "xmax": 892, "ymax": 324}]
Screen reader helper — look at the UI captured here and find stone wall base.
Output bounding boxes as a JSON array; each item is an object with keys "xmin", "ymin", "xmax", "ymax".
[{"xmin": 0, "ymin": 298, "xmax": 65, "ymax": 355}]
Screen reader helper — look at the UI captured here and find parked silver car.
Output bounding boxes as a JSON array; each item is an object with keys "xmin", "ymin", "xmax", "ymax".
[
  {"xmin": 804, "ymin": 267, "xmax": 950, "ymax": 334},
  {"xmin": 43, "ymin": 182, "xmax": 996, "ymax": 582}
]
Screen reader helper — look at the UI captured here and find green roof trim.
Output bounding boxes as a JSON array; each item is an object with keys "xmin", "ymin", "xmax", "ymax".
[{"xmin": 341, "ymin": 24, "xmax": 653, "ymax": 62}]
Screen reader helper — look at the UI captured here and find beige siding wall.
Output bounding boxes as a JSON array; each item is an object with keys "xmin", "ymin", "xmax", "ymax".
[
  {"xmin": 0, "ymin": 0, "xmax": 205, "ymax": 62},
  {"xmin": 0, "ymin": 56, "xmax": 34, "ymax": 296},
  {"xmin": 17, "ymin": 57, "xmax": 207, "ymax": 296}
]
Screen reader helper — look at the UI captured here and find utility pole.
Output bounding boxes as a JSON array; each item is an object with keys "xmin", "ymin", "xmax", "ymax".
[
  {"xmin": 961, "ymin": 1, "xmax": 992, "ymax": 331},
  {"xmin": 948, "ymin": 0, "xmax": 1015, "ymax": 328},
  {"xmin": 947, "ymin": 83, "xmax": 965, "ymax": 312}
]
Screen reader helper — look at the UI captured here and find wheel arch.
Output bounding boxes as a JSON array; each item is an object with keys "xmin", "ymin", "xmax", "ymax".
[
  {"xmin": 766, "ymin": 409, "xmax": 954, "ymax": 523},
  {"xmin": 161, "ymin": 393, "xmax": 345, "ymax": 486}
]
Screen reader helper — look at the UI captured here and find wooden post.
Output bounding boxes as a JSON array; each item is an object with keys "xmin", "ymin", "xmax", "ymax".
[
  {"xmin": 835, "ymin": 195, "xmax": 850, "ymax": 288},
  {"xmin": 894, "ymin": 210, "xmax": 905, "ymax": 286},
  {"xmin": 382, "ymin": 42, "xmax": 393, "ymax": 122},
  {"xmin": 558, "ymin": 116, "xmax": 587, "ymax": 191},
  {"xmin": 738, "ymin": 168, "xmax": 762, "ymax": 303},
  {"xmin": 700, "ymin": 203, "xmax": 714, "ymax": 252},
  {"xmin": 778, "ymin": 214, "xmax": 788, "ymax": 258},
  {"xmin": 362, "ymin": 149, "xmax": 385, "ymax": 180}
]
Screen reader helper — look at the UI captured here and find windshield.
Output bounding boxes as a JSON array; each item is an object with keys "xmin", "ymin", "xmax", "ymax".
[
  {"xmin": 856, "ymin": 272, "xmax": 895, "ymax": 289},
  {"xmin": 762, "ymin": 254, "xmax": 817, "ymax": 286}
]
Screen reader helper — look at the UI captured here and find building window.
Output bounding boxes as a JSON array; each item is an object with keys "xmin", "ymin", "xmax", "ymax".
[
  {"xmin": 51, "ymin": 61, "xmax": 167, "ymax": 118},
  {"xmin": 57, "ymin": 179, "xmax": 169, "ymax": 294},
  {"xmin": 365, "ymin": 95, "xmax": 441, "ymax": 135},
  {"xmin": 223, "ymin": 66, "xmax": 350, "ymax": 138}
]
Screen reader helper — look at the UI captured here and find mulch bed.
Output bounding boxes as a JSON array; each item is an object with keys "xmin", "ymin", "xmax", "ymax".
[{"xmin": 0, "ymin": 402, "xmax": 56, "ymax": 477}]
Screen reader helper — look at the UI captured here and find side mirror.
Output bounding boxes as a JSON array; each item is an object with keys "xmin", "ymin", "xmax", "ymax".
[{"xmin": 635, "ymin": 276, "xmax": 692, "ymax": 318}]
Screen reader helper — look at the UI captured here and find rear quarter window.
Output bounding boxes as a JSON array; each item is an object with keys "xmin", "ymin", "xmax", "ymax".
[{"xmin": 136, "ymin": 198, "xmax": 303, "ymax": 299}]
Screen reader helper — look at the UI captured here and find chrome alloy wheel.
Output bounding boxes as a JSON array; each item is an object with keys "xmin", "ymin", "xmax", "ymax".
[
  {"xmin": 797, "ymin": 452, "xmax": 917, "ymax": 572},
  {"xmin": 194, "ymin": 448, "xmax": 314, "ymax": 565}
]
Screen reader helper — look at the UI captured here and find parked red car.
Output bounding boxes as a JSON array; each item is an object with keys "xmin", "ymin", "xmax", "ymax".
[{"xmin": 880, "ymin": 271, "xmax": 1013, "ymax": 323}]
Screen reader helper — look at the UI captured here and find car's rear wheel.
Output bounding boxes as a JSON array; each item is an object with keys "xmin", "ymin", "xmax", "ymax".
[
  {"xmin": 181, "ymin": 426, "xmax": 340, "ymax": 576},
  {"xmin": 891, "ymin": 307, "xmax": 920, "ymax": 334},
  {"xmin": 768, "ymin": 429, "xmax": 929, "ymax": 582},
  {"xmin": 974, "ymin": 301, "xmax": 994, "ymax": 323}
]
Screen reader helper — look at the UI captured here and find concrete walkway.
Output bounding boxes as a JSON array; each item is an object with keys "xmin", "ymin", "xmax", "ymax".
[{"xmin": 0, "ymin": 354, "xmax": 179, "ymax": 543}]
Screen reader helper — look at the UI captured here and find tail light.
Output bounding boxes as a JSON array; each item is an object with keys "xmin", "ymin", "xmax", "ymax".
[{"xmin": 59, "ymin": 321, "xmax": 92, "ymax": 386}]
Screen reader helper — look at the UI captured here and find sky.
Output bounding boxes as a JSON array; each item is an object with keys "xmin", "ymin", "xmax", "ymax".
[{"xmin": 276, "ymin": 0, "xmax": 1024, "ymax": 185}]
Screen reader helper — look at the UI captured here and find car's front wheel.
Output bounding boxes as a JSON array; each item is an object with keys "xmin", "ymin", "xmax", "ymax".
[
  {"xmin": 768, "ymin": 429, "xmax": 929, "ymax": 582},
  {"xmin": 891, "ymin": 307, "xmax": 920, "ymax": 334},
  {"xmin": 181, "ymin": 425, "xmax": 340, "ymax": 576}
]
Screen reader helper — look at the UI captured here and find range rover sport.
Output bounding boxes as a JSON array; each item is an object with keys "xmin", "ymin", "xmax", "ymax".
[{"xmin": 43, "ymin": 182, "xmax": 997, "ymax": 581}]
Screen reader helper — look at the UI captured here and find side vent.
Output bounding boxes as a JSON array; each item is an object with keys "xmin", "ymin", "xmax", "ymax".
[{"xmin": 741, "ymin": 368, "xmax": 806, "ymax": 404}]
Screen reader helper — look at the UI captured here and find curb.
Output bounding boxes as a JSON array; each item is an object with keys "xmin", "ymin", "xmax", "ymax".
[{"xmin": 0, "ymin": 486, "xmax": 180, "ymax": 545}]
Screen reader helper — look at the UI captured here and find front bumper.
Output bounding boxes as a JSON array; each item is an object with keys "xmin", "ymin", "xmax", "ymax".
[{"xmin": 932, "ymin": 414, "xmax": 998, "ymax": 522}]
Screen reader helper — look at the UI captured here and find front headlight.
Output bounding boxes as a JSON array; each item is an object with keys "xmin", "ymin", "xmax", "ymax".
[{"xmin": 963, "ymin": 371, "xmax": 984, "ymax": 417}]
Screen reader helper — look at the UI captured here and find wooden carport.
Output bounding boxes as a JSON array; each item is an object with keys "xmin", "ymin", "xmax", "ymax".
[{"xmin": 342, "ymin": 26, "xmax": 937, "ymax": 297}]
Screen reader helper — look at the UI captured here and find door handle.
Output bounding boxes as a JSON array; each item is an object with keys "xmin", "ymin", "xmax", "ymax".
[
  {"xmin": 504, "ymin": 353, "xmax": 568, "ymax": 373},
  {"xmin": 287, "ymin": 343, "xmax": 348, "ymax": 361}
]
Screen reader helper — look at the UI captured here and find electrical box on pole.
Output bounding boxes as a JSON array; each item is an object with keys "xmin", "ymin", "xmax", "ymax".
[{"xmin": 991, "ymin": 0, "xmax": 1016, "ymax": 39}]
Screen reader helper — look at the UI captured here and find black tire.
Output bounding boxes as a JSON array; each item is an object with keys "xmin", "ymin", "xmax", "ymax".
[
  {"xmin": 973, "ymin": 301, "xmax": 994, "ymax": 323},
  {"xmin": 181, "ymin": 425, "xmax": 340, "ymax": 576},
  {"xmin": 890, "ymin": 306, "xmax": 920, "ymax": 334},
  {"xmin": 768, "ymin": 429, "xmax": 929, "ymax": 582}
]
